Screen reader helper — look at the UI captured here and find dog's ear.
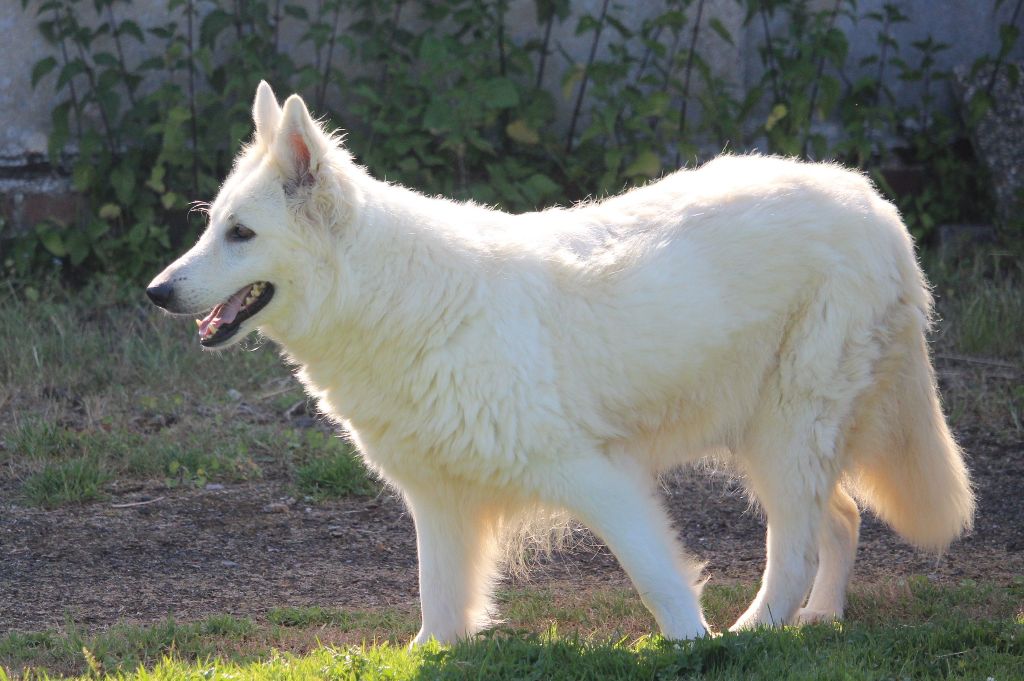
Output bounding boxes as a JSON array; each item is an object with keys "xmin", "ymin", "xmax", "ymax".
[
  {"xmin": 253, "ymin": 81, "xmax": 282, "ymax": 145},
  {"xmin": 273, "ymin": 94, "xmax": 327, "ymax": 194}
]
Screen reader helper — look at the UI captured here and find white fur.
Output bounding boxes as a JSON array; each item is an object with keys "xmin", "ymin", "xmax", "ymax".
[{"xmin": 149, "ymin": 82, "xmax": 975, "ymax": 643}]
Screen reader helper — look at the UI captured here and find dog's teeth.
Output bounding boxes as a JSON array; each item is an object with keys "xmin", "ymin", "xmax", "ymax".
[{"xmin": 195, "ymin": 319, "xmax": 202, "ymax": 327}]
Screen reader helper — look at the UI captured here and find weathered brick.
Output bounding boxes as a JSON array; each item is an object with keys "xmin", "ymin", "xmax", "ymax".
[{"xmin": 19, "ymin": 190, "xmax": 81, "ymax": 227}]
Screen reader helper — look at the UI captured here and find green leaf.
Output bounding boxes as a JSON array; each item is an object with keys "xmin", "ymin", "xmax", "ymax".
[
  {"xmin": 98, "ymin": 203, "xmax": 121, "ymax": 220},
  {"xmin": 93, "ymin": 52, "xmax": 119, "ymax": 68},
  {"xmin": 709, "ymin": 18, "xmax": 734, "ymax": 46},
  {"xmin": 506, "ymin": 119, "xmax": 540, "ymax": 145},
  {"xmin": 73, "ymin": 164, "xmax": 95, "ymax": 192},
  {"xmin": 422, "ymin": 98, "xmax": 451, "ymax": 133},
  {"xmin": 480, "ymin": 78, "xmax": 519, "ymax": 109},
  {"xmin": 765, "ymin": 103, "xmax": 788, "ymax": 131},
  {"xmin": 418, "ymin": 36, "xmax": 448, "ymax": 66},
  {"xmin": 88, "ymin": 219, "xmax": 111, "ymax": 239},
  {"xmin": 49, "ymin": 101, "xmax": 71, "ymax": 162},
  {"xmin": 999, "ymin": 23, "xmax": 1020, "ymax": 56},
  {"xmin": 200, "ymin": 9, "xmax": 232, "ymax": 48},
  {"xmin": 36, "ymin": 225, "xmax": 67, "ymax": 258},
  {"xmin": 67, "ymin": 230, "xmax": 91, "ymax": 266},
  {"xmin": 31, "ymin": 57, "xmax": 58, "ymax": 88},
  {"xmin": 624, "ymin": 150, "xmax": 661, "ymax": 178},
  {"xmin": 119, "ymin": 20, "xmax": 144, "ymax": 43},
  {"xmin": 57, "ymin": 60, "xmax": 86, "ymax": 90},
  {"xmin": 111, "ymin": 164, "xmax": 135, "ymax": 205},
  {"xmin": 522, "ymin": 173, "xmax": 561, "ymax": 203},
  {"xmin": 603, "ymin": 149, "xmax": 623, "ymax": 174},
  {"xmin": 638, "ymin": 91, "xmax": 670, "ymax": 117},
  {"xmin": 968, "ymin": 91, "xmax": 993, "ymax": 126},
  {"xmin": 562, "ymin": 64, "xmax": 584, "ymax": 101},
  {"xmin": 146, "ymin": 165, "xmax": 166, "ymax": 194}
]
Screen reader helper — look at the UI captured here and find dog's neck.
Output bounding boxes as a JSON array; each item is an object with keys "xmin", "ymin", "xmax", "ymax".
[{"xmin": 265, "ymin": 165, "xmax": 497, "ymax": 430}]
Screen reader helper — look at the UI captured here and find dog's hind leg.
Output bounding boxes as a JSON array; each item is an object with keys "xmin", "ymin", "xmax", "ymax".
[
  {"xmin": 730, "ymin": 414, "xmax": 842, "ymax": 631},
  {"xmin": 552, "ymin": 453, "xmax": 710, "ymax": 639},
  {"xmin": 795, "ymin": 484, "xmax": 860, "ymax": 624},
  {"xmin": 403, "ymin": 484, "xmax": 502, "ymax": 645}
]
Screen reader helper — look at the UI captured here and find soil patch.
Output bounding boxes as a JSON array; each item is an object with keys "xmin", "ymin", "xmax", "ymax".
[{"xmin": 2, "ymin": 425, "xmax": 1021, "ymax": 633}]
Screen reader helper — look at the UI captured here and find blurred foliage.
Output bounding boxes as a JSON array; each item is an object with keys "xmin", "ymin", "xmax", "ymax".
[{"xmin": 6, "ymin": 0, "xmax": 1022, "ymax": 282}]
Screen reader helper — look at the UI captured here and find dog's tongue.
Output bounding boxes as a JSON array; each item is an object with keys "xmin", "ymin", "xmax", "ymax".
[{"xmin": 197, "ymin": 286, "xmax": 250, "ymax": 337}]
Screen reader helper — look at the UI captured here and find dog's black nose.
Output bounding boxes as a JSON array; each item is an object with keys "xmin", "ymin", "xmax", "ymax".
[{"xmin": 146, "ymin": 282, "xmax": 174, "ymax": 308}]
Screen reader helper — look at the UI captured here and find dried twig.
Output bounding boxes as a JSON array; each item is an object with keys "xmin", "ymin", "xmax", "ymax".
[
  {"xmin": 110, "ymin": 496, "xmax": 166, "ymax": 509},
  {"xmin": 934, "ymin": 353, "xmax": 1020, "ymax": 370}
]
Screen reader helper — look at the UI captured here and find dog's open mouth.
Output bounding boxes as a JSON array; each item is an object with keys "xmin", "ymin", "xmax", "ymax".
[{"xmin": 197, "ymin": 282, "xmax": 274, "ymax": 347}]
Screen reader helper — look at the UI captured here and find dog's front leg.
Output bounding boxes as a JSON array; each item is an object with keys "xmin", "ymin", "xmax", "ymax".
[{"xmin": 403, "ymin": 483, "xmax": 501, "ymax": 645}]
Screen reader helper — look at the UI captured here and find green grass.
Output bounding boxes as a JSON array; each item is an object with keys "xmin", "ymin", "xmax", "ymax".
[
  {"xmin": 929, "ymin": 254, "xmax": 1024, "ymax": 362},
  {"xmin": 2, "ymin": 581, "xmax": 1021, "ymax": 679},
  {"xmin": 294, "ymin": 437, "xmax": 379, "ymax": 500},
  {"xmin": 266, "ymin": 605, "xmax": 415, "ymax": 632},
  {"xmin": 0, "ymin": 278, "xmax": 379, "ymax": 508},
  {"xmin": 3, "ymin": 417, "xmax": 374, "ymax": 506},
  {"xmin": 20, "ymin": 456, "xmax": 112, "ymax": 508},
  {"xmin": 0, "ymin": 256, "xmax": 1020, "ymax": 508},
  {"xmin": 13, "ymin": 624, "xmax": 1020, "ymax": 681}
]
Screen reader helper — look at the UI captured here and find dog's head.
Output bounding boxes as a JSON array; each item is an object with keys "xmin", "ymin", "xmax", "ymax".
[{"xmin": 146, "ymin": 82, "xmax": 352, "ymax": 349}]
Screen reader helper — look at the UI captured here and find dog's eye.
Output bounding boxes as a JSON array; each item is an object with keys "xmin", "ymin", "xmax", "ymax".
[{"xmin": 228, "ymin": 224, "xmax": 256, "ymax": 242}]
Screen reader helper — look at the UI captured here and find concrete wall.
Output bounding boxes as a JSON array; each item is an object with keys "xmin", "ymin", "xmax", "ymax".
[{"xmin": 1, "ymin": 0, "xmax": 1021, "ymax": 229}]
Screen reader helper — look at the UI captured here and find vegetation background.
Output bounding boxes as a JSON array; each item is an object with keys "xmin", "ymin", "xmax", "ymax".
[{"xmin": 4, "ymin": 0, "xmax": 1024, "ymax": 280}]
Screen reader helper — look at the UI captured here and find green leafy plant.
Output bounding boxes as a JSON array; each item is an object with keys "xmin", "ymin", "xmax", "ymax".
[
  {"xmin": 12, "ymin": 0, "xmax": 1019, "ymax": 283},
  {"xmin": 17, "ymin": 0, "xmax": 298, "ymax": 280},
  {"xmin": 743, "ymin": 0, "xmax": 855, "ymax": 158}
]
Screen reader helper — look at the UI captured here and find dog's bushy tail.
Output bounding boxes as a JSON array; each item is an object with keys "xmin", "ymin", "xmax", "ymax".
[{"xmin": 846, "ymin": 316, "xmax": 975, "ymax": 552}]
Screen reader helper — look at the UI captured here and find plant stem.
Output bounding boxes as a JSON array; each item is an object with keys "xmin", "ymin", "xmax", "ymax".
[
  {"xmin": 317, "ymin": 0, "xmax": 344, "ymax": 110},
  {"xmin": 801, "ymin": 0, "xmax": 843, "ymax": 157},
  {"xmin": 759, "ymin": 2, "xmax": 781, "ymax": 102},
  {"xmin": 186, "ymin": 0, "xmax": 199, "ymax": 196},
  {"xmin": 365, "ymin": 0, "xmax": 405, "ymax": 159},
  {"xmin": 565, "ymin": 0, "xmax": 611, "ymax": 153},
  {"xmin": 875, "ymin": 13, "xmax": 891, "ymax": 105},
  {"xmin": 272, "ymin": 0, "xmax": 283, "ymax": 54},
  {"xmin": 106, "ymin": 2, "xmax": 137, "ymax": 108},
  {"xmin": 866, "ymin": 9, "xmax": 893, "ymax": 161},
  {"xmin": 662, "ymin": 22, "xmax": 683, "ymax": 91},
  {"xmin": 66, "ymin": 7, "xmax": 118, "ymax": 154},
  {"xmin": 233, "ymin": 0, "xmax": 245, "ymax": 40},
  {"xmin": 496, "ymin": 0, "xmax": 511, "ymax": 150},
  {"xmin": 52, "ymin": 5, "xmax": 84, "ymax": 144},
  {"xmin": 384, "ymin": 0, "xmax": 404, "ymax": 81},
  {"xmin": 675, "ymin": 0, "xmax": 706, "ymax": 165},
  {"xmin": 536, "ymin": 14, "xmax": 555, "ymax": 90},
  {"xmin": 985, "ymin": 0, "xmax": 1023, "ymax": 96},
  {"xmin": 497, "ymin": 0, "xmax": 508, "ymax": 78},
  {"xmin": 636, "ymin": 24, "xmax": 664, "ymax": 82},
  {"xmin": 312, "ymin": 0, "xmax": 324, "ymax": 76}
]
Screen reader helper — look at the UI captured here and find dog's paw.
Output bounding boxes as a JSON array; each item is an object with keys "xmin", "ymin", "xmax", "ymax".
[{"xmin": 793, "ymin": 607, "xmax": 841, "ymax": 625}]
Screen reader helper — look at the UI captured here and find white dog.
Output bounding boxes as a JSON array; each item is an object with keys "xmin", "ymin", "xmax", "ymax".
[{"xmin": 147, "ymin": 82, "xmax": 974, "ymax": 643}]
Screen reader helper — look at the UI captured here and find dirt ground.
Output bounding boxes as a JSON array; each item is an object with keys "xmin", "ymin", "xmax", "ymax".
[{"xmin": 2, "ymin": 415, "xmax": 1022, "ymax": 634}]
